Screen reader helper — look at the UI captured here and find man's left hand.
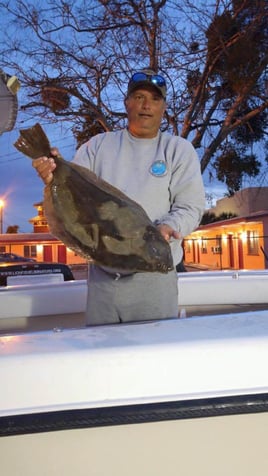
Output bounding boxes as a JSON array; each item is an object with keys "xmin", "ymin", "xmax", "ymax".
[{"xmin": 157, "ymin": 224, "xmax": 182, "ymax": 242}]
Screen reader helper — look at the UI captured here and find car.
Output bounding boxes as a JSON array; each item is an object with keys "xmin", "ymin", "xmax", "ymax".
[
  {"xmin": 0, "ymin": 261, "xmax": 75, "ymax": 286},
  {"xmin": 0, "ymin": 252, "xmax": 36, "ymax": 263}
]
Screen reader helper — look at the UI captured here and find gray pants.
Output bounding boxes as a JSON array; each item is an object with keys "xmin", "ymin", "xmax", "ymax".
[{"xmin": 85, "ymin": 264, "xmax": 178, "ymax": 326}]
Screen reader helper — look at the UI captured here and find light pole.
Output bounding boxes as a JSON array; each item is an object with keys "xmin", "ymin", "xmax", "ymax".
[{"xmin": 0, "ymin": 199, "xmax": 4, "ymax": 234}]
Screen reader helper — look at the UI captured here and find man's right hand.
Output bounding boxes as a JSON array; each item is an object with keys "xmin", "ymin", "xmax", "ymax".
[{"xmin": 32, "ymin": 147, "xmax": 58, "ymax": 185}]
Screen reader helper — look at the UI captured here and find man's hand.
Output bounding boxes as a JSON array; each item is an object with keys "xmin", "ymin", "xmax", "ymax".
[
  {"xmin": 32, "ymin": 147, "xmax": 58, "ymax": 185},
  {"xmin": 157, "ymin": 223, "xmax": 182, "ymax": 241}
]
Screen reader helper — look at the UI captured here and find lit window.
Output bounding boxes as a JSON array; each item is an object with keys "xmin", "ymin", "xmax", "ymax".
[
  {"xmin": 211, "ymin": 235, "xmax": 222, "ymax": 254},
  {"xmin": 185, "ymin": 241, "xmax": 191, "ymax": 253},
  {"xmin": 201, "ymin": 237, "xmax": 208, "ymax": 254},
  {"xmin": 247, "ymin": 230, "xmax": 259, "ymax": 255}
]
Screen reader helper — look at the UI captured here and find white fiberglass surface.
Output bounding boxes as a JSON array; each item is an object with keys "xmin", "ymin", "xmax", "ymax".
[{"xmin": 1, "ymin": 311, "xmax": 268, "ymax": 416}]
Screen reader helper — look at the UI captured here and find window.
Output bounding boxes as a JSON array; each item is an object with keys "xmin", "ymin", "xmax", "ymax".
[
  {"xmin": 0, "ymin": 246, "xmax": 6, "ymax": 252},
  {"xmin": 247, "ymin": 230, "xmax": 259, "ymax": 255},
  {"xmin": 24, "ymin": 245, "xmax": 37, "ymax": 258},
  {"xmin": 211, "ymin": 235, "xmax": 222, "ymax": 254},
  {"xmin": 185, "ymin": 241, "xmax": 191, "ymax": 253},
  {"xmin": 201, "ymin": 238, "xmax": 208, "ymax": 254}
]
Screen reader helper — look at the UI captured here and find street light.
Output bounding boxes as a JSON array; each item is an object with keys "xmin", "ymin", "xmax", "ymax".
[{"xmin": 0, "ymin": 199, "xmax": 4, "ymax": 234}]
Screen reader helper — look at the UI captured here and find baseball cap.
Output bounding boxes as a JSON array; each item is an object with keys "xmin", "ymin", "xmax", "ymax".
[{"xmin": 127, "ymin": 69, "xmax": 167, "ymax": 99}]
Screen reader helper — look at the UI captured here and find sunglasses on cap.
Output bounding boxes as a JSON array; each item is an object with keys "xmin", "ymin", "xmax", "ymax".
[{"xmin": 130, "ymin": 72, "xmax": 166, "ymax": 88}]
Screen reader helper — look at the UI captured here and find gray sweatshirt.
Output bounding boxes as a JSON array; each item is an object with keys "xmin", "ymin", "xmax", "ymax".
[{"xmin": 73, "ymin": 128, "xmax": 205, "ymax": 265}]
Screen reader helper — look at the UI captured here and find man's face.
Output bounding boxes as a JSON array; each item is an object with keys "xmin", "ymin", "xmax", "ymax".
[{"xmin": 125, "ymin": 86, "xmax": 166, "ymax": 138}]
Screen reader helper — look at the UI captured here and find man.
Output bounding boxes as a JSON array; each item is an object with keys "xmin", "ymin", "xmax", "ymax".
[{"xmin": 33, "ymin": 68, "xmax": 205, "ymax": 325}]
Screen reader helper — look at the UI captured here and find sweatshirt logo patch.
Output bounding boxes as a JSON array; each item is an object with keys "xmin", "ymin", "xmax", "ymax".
[{"xmin": 149, "ymin": 160, "xmax": 167, "ymax": 177}]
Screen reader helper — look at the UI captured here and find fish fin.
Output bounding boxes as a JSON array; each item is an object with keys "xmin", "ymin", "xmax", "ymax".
[{"xmin": 14, "ymin": 123, "xmax": 51, "ymax": 159}]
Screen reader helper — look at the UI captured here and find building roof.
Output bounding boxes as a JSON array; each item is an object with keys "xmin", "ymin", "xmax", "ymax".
[
  {"xmin": 208, "ymin": 187, "xmax": 268, "ymax": 217},
  {"xmin": 198, "ymin": 210, "xmax": 268, "ymax": 232},
  {"xmin": 0, "ymin": 233, "xmax": 59, "ymax": 243}
]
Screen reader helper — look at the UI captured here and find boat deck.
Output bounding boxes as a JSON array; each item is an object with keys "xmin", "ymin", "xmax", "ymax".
[
  {"xmin": 1, "ymin": 270, "xmax": 267, "ymax": 334},
  {"xmin": 1, "ymin": 303, "xmax": 268, "ymax": 335}
]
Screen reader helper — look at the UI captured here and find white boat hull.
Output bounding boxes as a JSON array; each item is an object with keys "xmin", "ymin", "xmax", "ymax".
[
  {"xmin": 1, "ymin": 271, "xmax": 268, "ymax": 475},
  {"xmin": 1, "ymin": 408, "xmax": 268, "ymax": 476}
]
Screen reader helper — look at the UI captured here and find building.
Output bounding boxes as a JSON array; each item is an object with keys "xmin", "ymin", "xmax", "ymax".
[
  {"xmin": 28, "ymin": 201, "xmax": 50, "ymax": 233},
  {"xmin": 1, "ymin": 188, "xmax": 268, "ymax": 270},
  {"xmin": 0, "ymin": 202, "xmax": 87, "ymax": 265},
  {"xmin": 0, "ymin": 232, "xmax": 87, "ymax": 265},
  {"xmin": 184, "ymin": 187, "xmax": 268, "ymax": 270}
]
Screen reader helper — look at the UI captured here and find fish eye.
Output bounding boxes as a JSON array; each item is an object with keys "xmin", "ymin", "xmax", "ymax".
[{"xmin": 148, "ymin": 244, "xmax": 161, "ymax": 260}]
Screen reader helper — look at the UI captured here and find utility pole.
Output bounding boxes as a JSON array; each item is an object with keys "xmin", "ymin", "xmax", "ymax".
[{"xmin": 0, "ymin": 199, "xmax": 4, "ymax": 234}]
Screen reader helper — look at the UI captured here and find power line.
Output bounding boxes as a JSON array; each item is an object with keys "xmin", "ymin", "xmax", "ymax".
[{"xmin": 0, "ymin": 137, "xmax": 76, "ymax": 163}]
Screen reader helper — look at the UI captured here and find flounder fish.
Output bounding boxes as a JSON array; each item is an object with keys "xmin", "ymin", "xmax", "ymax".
[{"xmin": 14, "ymin": 123, "xmax": 173, "ymax": 273}]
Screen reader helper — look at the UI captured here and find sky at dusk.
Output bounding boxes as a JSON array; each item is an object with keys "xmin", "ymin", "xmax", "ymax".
[
  {"xmin": 0, "ymin": 2, "xmax": 266, "ymax": 235},
  {"xmin": 0, "ymin": 118, "xmax": 77, "ymax": 233}
]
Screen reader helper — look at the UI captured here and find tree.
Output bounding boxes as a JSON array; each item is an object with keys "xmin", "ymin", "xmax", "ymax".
[
  {"xmin": 214, "ymin": 145, "xmax": 261, "ymax": 194},
  {"xmin": 6, "ymin": 225, "xmax": 19, "ymax": 233},
  {"xmin": 0, "ymin": 0, "xmax": 267, "ymax": 193},
  {"xmin": 200, "ymin": 211, "xmax": 237, "ymax": 225}
]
